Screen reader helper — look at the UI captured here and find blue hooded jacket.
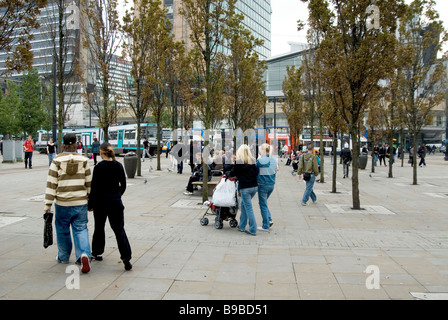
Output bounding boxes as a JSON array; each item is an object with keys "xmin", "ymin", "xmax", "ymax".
[{"xmin": 256, "ymin": 155, "xmax": 277, "ymax": 185}]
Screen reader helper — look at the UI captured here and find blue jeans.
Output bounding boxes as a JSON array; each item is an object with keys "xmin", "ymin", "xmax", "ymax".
[
  {"xmin": 258, "ymin": 184, "xmax": 274, "ymax": 230},
  {"xmin": 302, "ymin": 174, "xmax": 317, "ymax": 204},
  {"xmin": 48, "ymin": 153, "xmax": 56, "ymax": 166},
  {"xmin": 238, "ymin": 187, "xmax": 258, "ymax": 234},
  {"xmin": 55, "ymin": 204, "xmax": 91, "ymax": 263}
]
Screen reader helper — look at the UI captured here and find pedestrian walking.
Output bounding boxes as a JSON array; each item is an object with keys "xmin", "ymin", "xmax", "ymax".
[
  {"xmin": 341, "ymin": 144, "xmax": 352, "ymax": 179},
  {"xmin": 228, "ymin": 144, "xmax": 259, "ymax": 236},
  {"xmin": 373, "ymin": 144, "xmax": 379, "ymax": 166},
  {"xmin": 418, "ymin": 144, "xmax": 426, "ymax": 167},
  {"xmin": 298, "ymin": 144, "xmax": 319, "ymax": 206},
  {"xmin": 91, "ymin": 137, "xmax": 100, "ymax": 165},
  {"xmin": 46, "ymin": 138, "xmax": 57, "ymax": 166},
  {"xmin": 177, "ymin": 139, "xmax": 185, "ymax": 174},
  {"xmin": 76, "ymin": 137, "xmax": 83, "ymax": 154},
  {"xmin": 88, "ymin": 142, "xmax": 132, "ymax": 271},
  {"xmin": 23, "ymin": 135, "xmax": 34, "ymax": 169},
  {"xmin": 141, "ymin": 137, "xmax": 152, "ymax": 161},
  {"xmin": 256, "ymin": 143, "xmax": 278, "ymax": 232},
  {"xmin": 44, "ymin": 133, "xmax": 92, "ymax": 273},
  {"xmin": 379, "ymin": 144, "xmax": 387, "ymax": 166}
]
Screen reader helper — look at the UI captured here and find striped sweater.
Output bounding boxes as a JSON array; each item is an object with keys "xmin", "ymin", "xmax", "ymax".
[{"xmin": 44, "ymin": 152, "xmax": 92, "ymax": 210}]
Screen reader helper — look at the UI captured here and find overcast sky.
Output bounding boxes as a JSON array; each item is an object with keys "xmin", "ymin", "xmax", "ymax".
[{"xmin": 270, "ymin": 0, "xmax": 448, "ymax": 57}]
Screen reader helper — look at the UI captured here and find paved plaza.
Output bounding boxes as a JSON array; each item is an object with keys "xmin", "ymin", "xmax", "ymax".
[{"xmin": 1, "ymin": 150, "xmax": 448, "ymax": 301}]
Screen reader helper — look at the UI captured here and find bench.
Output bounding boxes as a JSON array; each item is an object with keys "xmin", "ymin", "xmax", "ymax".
[{"xmin": 192, "ymin": 180, "xmax": 219, "ymax": 196}]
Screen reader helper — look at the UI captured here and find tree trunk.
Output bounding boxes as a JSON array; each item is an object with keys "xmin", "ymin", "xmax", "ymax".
[
  {"xmin": 319, "ymin": 118, "xmax": 324, "ymax": 183},
  {"xmin": 331, "ymin": 134, "xmax": 338, "ymax": 193},
  {"xmin": 350, "ymin": 125, "xmax": 361, "ymax": 210},
  {"xmin": 388, "ymin": 136, "xmax": 394, "ymax": 178},
  {"xmin": 156, "ymin": 120, "xmax": 161, "ymax": 171},
  {"xmin": 412, "ymin": 134, "xmax": 418, "ymax": 185},
  {"xmin": 136, "ymin": 122, "xmax": 142, "ymax": 176}
]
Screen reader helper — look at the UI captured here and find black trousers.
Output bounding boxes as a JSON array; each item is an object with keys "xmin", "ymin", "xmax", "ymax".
[
  {"xmin": 92, "ymin": 199, "xmax": 132, "ymax": 261},
  {"xmin": 186, "ymin": 174, "xmax": 200, "ymax": 192},
  {"xmin": 24, "ymin": 152, "xmax": 33, "ymax": 168}
]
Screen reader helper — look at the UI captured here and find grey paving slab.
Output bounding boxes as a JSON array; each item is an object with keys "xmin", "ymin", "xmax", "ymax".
[{"xmin": 1, "ymin": 152, "xmax": 448, "ymax": 301}]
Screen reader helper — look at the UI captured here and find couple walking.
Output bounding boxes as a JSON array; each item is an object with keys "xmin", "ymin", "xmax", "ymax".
[
  {"xmin": 44, "ymin": 133, "xmax": 132, "ymax": 273},
  {"xmin": 227, "ymin": 143, "xmax": 278, "ymax": 236}
]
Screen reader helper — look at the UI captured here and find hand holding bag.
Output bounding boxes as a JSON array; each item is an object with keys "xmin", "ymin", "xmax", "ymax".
[{"xmin": 43, "ymin": 211, "xmax": 54, "ymax": 248}]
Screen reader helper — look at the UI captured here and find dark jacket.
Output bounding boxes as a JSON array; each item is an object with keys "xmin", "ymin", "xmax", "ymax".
[
  {"xmin": 88, "ymin": 160, "xmax": 126, "ymax": 209},
  {"xmin": 228, "ymin": 163, "xmax": 258, "ymax": 190},
  {"xmin": 341, "ymin": 148, "xmax": 352, "ymax": 164}
]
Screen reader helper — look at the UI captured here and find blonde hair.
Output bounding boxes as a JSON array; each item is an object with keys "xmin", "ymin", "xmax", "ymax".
[
  {"xmin": 260, "ymin": 143, "xmax": 272, "ymax": 157},
  {"xmin": 236, "ymin": 144, "xmax": 255, "ymax": 164}
]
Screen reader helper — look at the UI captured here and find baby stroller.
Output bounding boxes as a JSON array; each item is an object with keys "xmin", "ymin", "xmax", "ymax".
[{"xmin": 200, "ymin": 176, "xmax": 239, "ymax": 229}]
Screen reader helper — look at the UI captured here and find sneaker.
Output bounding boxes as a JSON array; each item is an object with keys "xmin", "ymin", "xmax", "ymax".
[
  {"xmin": 80, "ymin": 253, "xmax": 90, "ymax": 273},
  {"xmin": 183, "ymin": 191, "xmax": 193, "ymax": 195},
  {"xmin": 55, "ymin": 255, "xmax": 69, "ymax": 264},
  {"xmin": 301, "ymin": 202, "xmax": 308, "ymax": 206},
  {"xmin": 257, "ymin": 226, "xmax": 270, "ymax": 232},
  {"xmin": 269, "ymin": 220, "xmax": 274, "ymax": 227},
  {"xmin": 92, "ymin": 254, "xmax": 103, "ymax": 261},
  {"xmin": 244, "ymin": 230, "xmax": 256, "ymax": 236},
  {"xmin": 123, "ymin": 260, "xmax": 133, "ymax": 271}
]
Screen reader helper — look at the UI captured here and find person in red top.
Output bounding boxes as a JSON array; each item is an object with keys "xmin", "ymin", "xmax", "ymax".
[{"xmin": 23, "ymin": 135, "xmax": 34, "ymax": 169}]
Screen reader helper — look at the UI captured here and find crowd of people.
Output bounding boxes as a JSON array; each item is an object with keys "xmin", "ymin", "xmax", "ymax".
[{"xmin": 33, "ymin": 131, "xmax": 444, "ymax": 273}]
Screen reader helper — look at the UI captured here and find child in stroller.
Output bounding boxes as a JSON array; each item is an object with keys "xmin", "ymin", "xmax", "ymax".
[{"xmin": 200, "ymin": 176, "xmax": 239, "ymax": 229}]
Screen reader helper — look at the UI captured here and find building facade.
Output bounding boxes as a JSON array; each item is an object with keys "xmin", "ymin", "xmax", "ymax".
[{"xmin": 163, "ymin": 0, "xmax": 271, "ymax": 59}]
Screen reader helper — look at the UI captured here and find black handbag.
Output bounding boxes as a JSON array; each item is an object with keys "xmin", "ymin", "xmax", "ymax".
[
  {"xmin": 43, "ymin": 212, "xmax": 54, "ymax": 248},
  {"xmin": 303, "ymin": 172, "xmax": 311, "ymax": 181}
]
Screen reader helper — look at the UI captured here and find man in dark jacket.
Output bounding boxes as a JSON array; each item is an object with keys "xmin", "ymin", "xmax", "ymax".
[{"xmin": 341, "ymin": 144, "xmax": 352, "ymax": 179}]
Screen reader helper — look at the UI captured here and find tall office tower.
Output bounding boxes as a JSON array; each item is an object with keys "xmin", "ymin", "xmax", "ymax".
[
  {"xmin": 163, "ymin": 0, "xmax": 271, "ymax": 59},
  {"xmin": 0, "ymin": 0, "xmax": 97, "ymax": 127}
]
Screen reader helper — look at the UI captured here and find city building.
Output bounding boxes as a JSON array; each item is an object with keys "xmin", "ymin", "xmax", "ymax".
[{"xmin": 163, "ymin": 0, "xmax": 271, "ymax": 59}]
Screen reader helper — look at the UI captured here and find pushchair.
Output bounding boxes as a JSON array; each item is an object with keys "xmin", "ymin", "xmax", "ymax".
[{"xmin": 200, "ymin": 176, "xmax": 239, "ymax": 229}]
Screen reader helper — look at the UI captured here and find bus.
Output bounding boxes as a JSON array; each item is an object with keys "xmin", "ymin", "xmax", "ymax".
[
  {"xmin": 108, "ymin": 123, "xmax": 160, "ymax": 155},
  {"xmin": 300, "ymin": 129, "xmax": 368, "ymax": 155},
  {"xmin": 35, "ymin": 128, "xmax": 100, "ymax": 153},
  {"xmin": 35, "ymin": 123, "xmax": 162, "ymax": 155}
]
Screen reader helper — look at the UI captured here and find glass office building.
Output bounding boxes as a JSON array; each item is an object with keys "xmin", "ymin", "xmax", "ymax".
[
  {"xmin": 163, "ymin": 0, "xmax": 271, "ymax": 59},
  {"xmin": 235, "ymin": 0, "xmax": 271, "ymax": 59}
]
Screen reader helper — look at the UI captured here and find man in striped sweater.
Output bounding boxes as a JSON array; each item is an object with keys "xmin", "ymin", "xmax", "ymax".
[{"xmin": 44, "ymin": 133, "xmax": 92, "ymax": 273}]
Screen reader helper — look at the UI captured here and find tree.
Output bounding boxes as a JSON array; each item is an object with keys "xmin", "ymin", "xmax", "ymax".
[
  {"xmin": 81, "ymin": 0, "xmax": 123, "ymax": 142},
  {"xmin": 142, "ymin": 1, "xmax": 180, "ymax": 171},
  {"xmin": 0, "ymin": 81, "xmax": 21, "ymax": 137},
  {"xmin": 41, "ymin": 0, "xmax": 83, "ymax": 149},
  {"xmin": 282, "ymin": 65, "xmax": 307, "ymax": 150},
  {"xmin": 397, "ymin": 0, "xmax": 447, "ymax": 185},
  {"xmin": 0, "ymin": 0, "xmax": 47, "ymax": 75},
  {"xmin": 305, "ymin": 0, "xmax": 405, "ymax": 209},
  {"xmin": 224, "ymin": 12, "xmax": 267, "ymax": 132},
  {"xmin": 180, "ymin": 0, "xmax": 238, "ymax": 201},
  {"xmin": 18, "ymin": 69, "xmax": 47, "ymax": 137},
  {"xmin": 122, "ymin": 0, "xmax": 164, "ymax": 176}
]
